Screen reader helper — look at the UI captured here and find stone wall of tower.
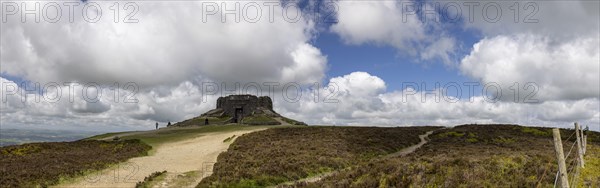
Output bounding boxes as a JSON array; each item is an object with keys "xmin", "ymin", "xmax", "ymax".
[{"xmin": 216, "ymin": 95, "xmax": 273, "ymax": 117}]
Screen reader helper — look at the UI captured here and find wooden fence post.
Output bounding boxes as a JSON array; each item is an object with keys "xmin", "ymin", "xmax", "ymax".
[
  {"xmin": 581, "ymin": 126, "xmax": 587, "ymax": 155},
  {"xmin": 553, "ymin": 128, "xmax": 569, "ymax": 188},
  {"xmin": 575, "ymin": 123, "xmax": 584, "ymax": 168},
  {"xmin": 583, "ymin": 134, "xmax": 587, "ymax": 155}
]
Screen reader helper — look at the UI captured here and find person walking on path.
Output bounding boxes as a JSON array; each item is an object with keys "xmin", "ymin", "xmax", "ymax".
[{"xmin": 156, "ymin": 122, "xmax": 158, "ymax": 130}]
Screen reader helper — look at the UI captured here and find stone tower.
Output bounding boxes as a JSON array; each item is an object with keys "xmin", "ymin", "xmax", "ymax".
[
  {"xmin": 215, "ymin": 95, "xmax": 273, "ymax": 122},
  {"xmin": 173, "ymin": 94, "xmax": 306, "ymax": 126}
]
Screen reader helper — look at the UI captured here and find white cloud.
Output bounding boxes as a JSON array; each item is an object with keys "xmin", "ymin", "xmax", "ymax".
[
  {"xmin": 1, "ymin": 0, "xmax": 326, "ymax": 88},
  {"xmin": 281, "ymin": 43, "xmax": 327, "ymax": 84},
  {"xmin": 331, "ymin": 1, "xmax": 425, "ymax": 46},
  {"xmin": 0, "ymin": 76, "xmax": 218, "ymax": 130},
  {"xmin": 330, "ymin": 0, "xmax": 456, "ymax": 65},
  {"xmin": 274, "ymin": 72, "xmax": 600, "ymax": 131},
  {"xmin": 462, "ymin": 1, "xmax": 599, "ymax": 40},
  {"xmin": 1, "ymin": 0, "xmax": 331, "ymax": 130},
  {"xmin": 460, "ymin": 34, "xmax": 599, "ymax": 101},
  {"xmin": 330, "ymin": 71, "xmax": 386, "ymax": 97},
  {"xmin": 3, "ymin": 70, "xmax": 600, "ymax": 131},
  {"xmin": 454, "ymin": 0, "xmax": 599, "ymax": 130},
  {"xmin": 2, "ymin": 0, "xmax": 599, "ymax": 132}
]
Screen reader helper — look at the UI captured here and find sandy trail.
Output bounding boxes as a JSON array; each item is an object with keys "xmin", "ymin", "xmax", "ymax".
[{"xmin": 57, "ymin": 129, "xmax": 264, "ymax": 188}]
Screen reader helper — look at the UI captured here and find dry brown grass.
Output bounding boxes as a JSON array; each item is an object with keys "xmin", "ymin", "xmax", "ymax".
[
  {"xmin": 0, "ymin": 139, "xmax": 151, "ymax": 187},
  {"xmin": 197, "ymin": 126, "xmax": 440, "ymax": 187},
  {"xmin": 298, "ymin": 124, "xmax": 599, "ymax": 187}
]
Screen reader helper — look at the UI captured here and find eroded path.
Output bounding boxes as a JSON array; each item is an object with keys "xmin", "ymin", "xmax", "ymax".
[
  {"xmin": 57, "ymin": 129, "xmax": 264, "ymax": 188},
  {"xmin": 385, "ymin": 130, "xmax": 435, "ymax": 158},
  {"xmin": 275, "ymin": 130, "xmax": 438, "ymax": 187}
]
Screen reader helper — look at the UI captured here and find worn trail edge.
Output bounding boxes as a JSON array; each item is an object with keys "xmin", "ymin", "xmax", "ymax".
[
  {"xmin": 275, "ymin": 130, "xmax": 438, "ymax": 187},
  {"xmin": 56, "ymin": 129, "xmax": 264, "ymax": 188}
]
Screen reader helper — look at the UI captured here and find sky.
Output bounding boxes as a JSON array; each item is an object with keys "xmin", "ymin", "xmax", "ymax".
[{"xmin": 1, "ymin": 0, "xmax": 599, "ymax": 132}]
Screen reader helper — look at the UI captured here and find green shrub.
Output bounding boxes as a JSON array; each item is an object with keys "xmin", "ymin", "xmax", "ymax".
[
  {"xmin": 520, "ymin": 127, "xmax": 551, "ymax": 137},
  {"xmin": 136, "ymin": 171, "xmax": 167, "ymax": 188},
  {"xmin": 223, "ymin": 135, "xmax": 236, "ymax": 142},
  {"xmin": 437, "ymin": 131, "xmax": 465, "ymax": 138},
  {"xmin": 466, "ymin": 138, "xmax": 479, "ymax": 143}
]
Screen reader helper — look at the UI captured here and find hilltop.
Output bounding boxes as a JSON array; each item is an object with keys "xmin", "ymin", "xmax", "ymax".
[{"xmin": 174, "ymin": 95, "xmax": 306, "ymax": 126}]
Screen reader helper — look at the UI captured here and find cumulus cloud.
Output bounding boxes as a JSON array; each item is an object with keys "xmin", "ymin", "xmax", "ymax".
[
  {"xmin": 274, "ymin": 72, "xmax": 600, "ymax": 131},
  {"xmin": 1, "ymin": 0, "xmax": 327, "ymax": 88},
  {"xmin": 1, "ymin": 0, "xmax": 332, "ymax": 130},
  {"xmin": 330, "ymin": 0, "xmax": 456, "ymax": 65},
  {"xmin": 1, "ymin": 76, "xmax": 219, "ymax": 130},
  {"xmin": 460, "ymin": 34, "xmax": 599, "ymax": 102},
  {"xmin": 2, "ymin": 0, "xmax": 598, "ymax": 132},
  {"xmin": 462, "ymin": 0, "xmax": 599, "ymax": 40},
  {"xmin": 455, "ymin": 0, "xmax": 599, "ymax": 105},
  {"xmin": 3, "ymin": 69, "xmax": 600, "ymax": 132}
]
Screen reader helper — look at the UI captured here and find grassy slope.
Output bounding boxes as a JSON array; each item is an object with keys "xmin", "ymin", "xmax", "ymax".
[
  {"xmin": 177, "ymin": 116, "xmax": 232, "ymax": 126},
  {"xmin": 578, "ymin": 144, "xmax": 600, "ymax": 187},
  {"xmin": 299, "ymin": 124, "xmax": 600, "ymax": 187},
  {"xmin": 85, "ymin": 131, "xmax": 135, "ymax": 140},
  {"xmin": 88, "ymin": 124, "xmax": 280, "ymax": 147},
  {"xmin": 0, "ymin": 140, "xmax": 151, "ymax": 187},
  {"xmin": 197, "ymin": 126, "xmax": 441, "ymax": 187},
  {"xmin": 1, "ymin": 124, "xmax": 282, "ymax": 187},
  {"xmin": 243, "ymin": 115, "xmax": 280, "ymax": 125}
]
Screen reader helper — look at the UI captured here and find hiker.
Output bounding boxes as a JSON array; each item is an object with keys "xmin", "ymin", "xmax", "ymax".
[
  {"xmin": 155, "ymin": 122, "xmax": 158, "ymax": 130},
  {"xmin": 168, "ymin": 121, "xmax": 171, "ymax": 126},
  {"xmin": 205, "ymin": 118, "xmax": 209, "ymax": 125}
]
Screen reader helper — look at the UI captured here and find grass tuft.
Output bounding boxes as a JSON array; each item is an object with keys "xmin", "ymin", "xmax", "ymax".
[
  {"xmin": 135, "ymin": 170, "xmax": 167, "ymax": 188},
  {"xmin": 223, "ymin": 135, "xmax": 237, "ymax": 142}
]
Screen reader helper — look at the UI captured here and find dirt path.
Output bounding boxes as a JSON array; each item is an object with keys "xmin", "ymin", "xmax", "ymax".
[
  {"xmin": 385, "ymin": 130, "xmax": 434, "ymax": 158},
  {"xmin": 275, "ymin": 130, "xmax": 437, "ymax": 187},
  {"xmin": 56, "ymin": 129, "xmax": 264, "ymax": 188}
]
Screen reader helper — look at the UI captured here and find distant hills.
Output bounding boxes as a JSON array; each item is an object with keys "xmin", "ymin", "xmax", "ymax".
[{"xmin": 0, "ymin": 129, "xmax": 100, "ymax": 147}]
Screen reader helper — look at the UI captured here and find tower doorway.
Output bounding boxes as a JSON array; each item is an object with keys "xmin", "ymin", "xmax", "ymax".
[{"xmin": 234, "ymin": 107, "xmax": 243, "ymax": 123}]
